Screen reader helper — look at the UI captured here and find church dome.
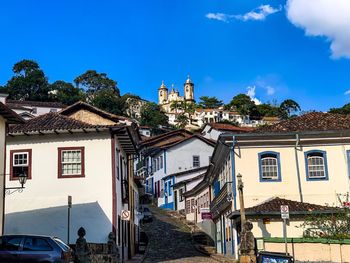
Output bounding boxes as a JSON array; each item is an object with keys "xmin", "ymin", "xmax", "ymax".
[{"xmin": 159, "ymin": 80, "xmax": 167, "ymax": 90}]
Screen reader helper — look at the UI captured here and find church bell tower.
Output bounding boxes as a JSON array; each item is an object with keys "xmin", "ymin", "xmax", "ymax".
[
  {"xmin": 158, "ymin": 81, "xmax": 168, "ymax": 105},
  {"xmin": 184, "ymin": 75, "xmax": 194, "ymax": 102}
]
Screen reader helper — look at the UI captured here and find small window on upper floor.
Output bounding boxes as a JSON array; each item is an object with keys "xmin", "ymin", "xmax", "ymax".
[
  {"xmin": 10, "ymin": 149, "xmax": 32, "ymax": 181},
  {"xmin": 50, "ymin": 108, "xmax": 57, "ymax": 113},
  {"xmin": 305, "ymin": 150, "xmax": 328, "ymax": 181},
  {"xmin": 32, "ymin": 108, "xmax": 37, "ymax": 114},
  {"xmin": 193, "ymin": 156, "xmax": 200, "ymax": 168},
  {"xmin": 258, "ymin": 151, "xmax": 281, "ymax": 182},
  {"xmin": 58, "ymin": 147, "xmax": 85, "ymax": 178}
]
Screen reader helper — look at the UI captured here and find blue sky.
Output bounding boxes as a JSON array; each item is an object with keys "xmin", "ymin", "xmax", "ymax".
[{"xmin": 1, "ymin": 0, "xmax": 350, "ymax": 111}]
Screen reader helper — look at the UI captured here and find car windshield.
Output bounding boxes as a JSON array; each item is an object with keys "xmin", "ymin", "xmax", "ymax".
[{"xmin": 53, "ymin": 238, "xmax": 70, "ymax": 251}]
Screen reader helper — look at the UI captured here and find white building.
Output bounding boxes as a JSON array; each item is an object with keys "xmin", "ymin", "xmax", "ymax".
[
  {"xmin": 0, "ymin": 101, "xmax": 24, "ymax": 234},
  {"xmin": 4, "ymin": 96, "xmax": 66, "ymax": 120},
  {"xmin": 201, "ymin": 123, "xmax": 254, "ymax": 141},
  {"xmin": 136, "ymin": 130, "xmax": 215, "ymax": 210},
  {"xmin": 4, "ymin": 102, "xmax": 140, "ymax": 261}
]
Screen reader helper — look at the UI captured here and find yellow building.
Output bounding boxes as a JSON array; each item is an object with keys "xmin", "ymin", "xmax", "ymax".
[{"xmin": 205, "ymin": 112, "xmax": 350, "ymax": 258}]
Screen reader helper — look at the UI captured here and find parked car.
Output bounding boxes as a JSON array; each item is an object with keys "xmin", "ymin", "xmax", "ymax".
[
  {"xmin": 0, "ymin": 234, "xmax": 74, "ymax": 263},
  {"xmin": 141, "ymin": 206, "xmax": 153, "ymax": 223}
]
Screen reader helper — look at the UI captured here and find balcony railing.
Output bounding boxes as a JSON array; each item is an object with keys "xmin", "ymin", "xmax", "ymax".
[{"xmin": 210, "ymin": 182, "xmax": 233, "ymax": 219}]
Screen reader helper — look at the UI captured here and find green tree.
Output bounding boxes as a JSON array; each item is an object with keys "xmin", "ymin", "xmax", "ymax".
[
  {"xmin": 74, "ymin": 70, "xmax": 119, "ymax": 96},
  {"xmin": 279, "ymin": 99, "xmax": 301, "ymax": 119},
  {"xmin": 50, "ymin": 81, "xmax": 85, "ymax": 105},
  {"xmin": 170, "ymin": 100, "xmax": 183, "ymax": 113},
  {"xmin": 256, "ymin": 103, "xmax": 279, "ymax": 117},
  {"xmin": 175, "ymin": 113, "xmax": 189, "ymax": 129},
  {"xmin": 91, "ymin": 88, "xmax": 126, "ymax": 116},
  {"xmin": 140, "ymin": 102, "xmax": 168, "ymax": 129},
  {"xmin": 329, "ymin": 103, "xmax": 350, "ymax": 114},
  {"xmin": 4, "ymin": 59, "xmax": 51, "ymax": 101},
  {"xmin": 227, "ymin": 94, "xmax": 255, "ymax": 116},
  {"xmin": 198, "ymin": 96, "xmax": 223, "ymax": 109}
]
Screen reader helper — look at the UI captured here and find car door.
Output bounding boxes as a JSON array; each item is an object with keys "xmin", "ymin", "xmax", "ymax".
[
  {"xmin": 19, "ymin": 237, "xmax": 54, "ymax": 263},
  {"xmin": 0, "ymin": 236, "xmax": 23, "ymax": 262}
]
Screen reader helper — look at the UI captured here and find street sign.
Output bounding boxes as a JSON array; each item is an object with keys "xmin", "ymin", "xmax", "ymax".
[
  {"xmin": 201, "ymin": 212, "xmax": 212, "ymax": 220},
  {"xmin": 280, "ymin": 205, "xmax": 289, "ymax": 219},
  {"xmin": 121, "ymin": 210, "xmax": 131, "ymax": 221},
  {"xmin": 68, "ymin": 195, "xmax": 72, "ymax": 208}
]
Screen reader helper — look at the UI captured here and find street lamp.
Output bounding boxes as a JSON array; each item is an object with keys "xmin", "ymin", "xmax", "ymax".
[{"xmin": 5, "ymin": 172, "xmax": 28, "ymax": 194}]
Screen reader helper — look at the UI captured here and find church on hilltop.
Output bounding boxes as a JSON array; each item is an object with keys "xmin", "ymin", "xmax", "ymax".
[{"xmin": 158, "ymin": 75, "xmax": 195, "ymax": 114}]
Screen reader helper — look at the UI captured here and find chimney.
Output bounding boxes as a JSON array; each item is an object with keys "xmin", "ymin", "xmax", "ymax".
[{"xmin": 0, "ymin": 93, "xmax": 8, "ymax": 104}]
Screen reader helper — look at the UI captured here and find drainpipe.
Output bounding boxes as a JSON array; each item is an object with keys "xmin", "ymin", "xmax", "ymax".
[{"xmin": 294, "ymin": 134, "xmax": 303, "ymax": 202}]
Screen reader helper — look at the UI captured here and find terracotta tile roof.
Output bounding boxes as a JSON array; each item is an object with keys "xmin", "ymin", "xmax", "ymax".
[
  {"xmin": 207, "ymin": 123, "xmax": 254, "ymax": 133},
  {"xmin": 160, "ymin": 134, "xmax": 216, "ymax": 149},
  {"xmin": 229, "ymin": 197, "xmax": 337, "ymax": 218},
  {"xmin": 59, "ymin": 101, "xmax": 131, "ymax": 123},
  {"xmin": 262, "ymin": 116, "xmax": 280, "ymax": 121},
  {"xmin": 255, "ymin": 112, "xmax": 350, "ymax": 133},
  {"xmin": 7, "ymin": 100, "xmax": 66, "ymax": 108},
  {"xmin": 0, "ymin": 102, "xmax": 25, "ymax": 124},
  {"xmin": 9, "ymin": 112, "xmax": 113, "ymax": 134},
  {"xmin": 140, "ymin": 129, "xmax": 193, "ymax": 148}
]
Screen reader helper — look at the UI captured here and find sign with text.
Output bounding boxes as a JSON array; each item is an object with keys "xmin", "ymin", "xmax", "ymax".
[
  {"xmin": 280, "ymin": 205, "xmax": 289, "ymax": 220},
  {"xmin": 121, "ymin": 210, "xmax": 131, "ymax": 221},
  {"xmin": 201, "ymin": 212, "xmax": 212, "ymax": 220}
]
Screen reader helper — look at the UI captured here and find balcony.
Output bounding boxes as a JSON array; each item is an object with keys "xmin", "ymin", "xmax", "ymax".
[{"xmin": 210, "ymin": 182, "xmax": 233, "ymax": 219}]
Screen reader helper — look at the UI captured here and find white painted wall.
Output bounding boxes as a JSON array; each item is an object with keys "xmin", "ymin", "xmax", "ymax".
[
  {"xmin": 5, "ymin": 132, "xmax": 115, "ymax": 244},
  {"xmin": 166, "ymin": 138, "xmax": 213, "ymax": 175},
  {"xmin": 0, "ymin": 116, "xmax": 6, "ymax": 235}
]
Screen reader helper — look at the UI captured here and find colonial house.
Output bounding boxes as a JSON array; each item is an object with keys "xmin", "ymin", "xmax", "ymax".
[
  {"xmin": 201, "ymin": 123, "xmax": 254, "ymax": 141},
  {"xmin": 206, "ymin": 112, "xmax": 350, "ymax": 258},
  {"xmin": 193, "ymin": 108, "xmax": 250, "ymax": 128},
  {"xmin": 136, "ymin": 129, "xmax": 215, "ymax": 210},
  {"xmin": 4, "ymin": 102, "xmax": 140, "ymax": 261},
  {"xmin": 0, "ymin": 101, "xmax": 24, "ymax": 234},
  {"xmin": 2, "ymin": 95, "xmax": 66, "ymax": 120}
]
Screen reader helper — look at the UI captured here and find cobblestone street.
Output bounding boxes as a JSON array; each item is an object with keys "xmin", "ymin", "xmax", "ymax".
[{"xmin": 142, "ymin": 206, "xmax": 217, "ymax": 263}]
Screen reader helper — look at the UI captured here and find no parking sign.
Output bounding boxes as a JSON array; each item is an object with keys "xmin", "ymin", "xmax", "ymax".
[{"xmin": 121, "ymin": 210, "xmax": 131, "ymax": 221}]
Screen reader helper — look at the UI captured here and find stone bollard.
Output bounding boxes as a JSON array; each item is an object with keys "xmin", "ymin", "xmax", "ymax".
[
  {"xmin": 107, "ymin": 232, "xmax": 119, "ymax": 259},
  {"xmin": 75, "ymin": 227, "xmax": 91, "ymax": 263},
  {"xmin": 239, "ymin": 221, "xmax": 257, "ymax": 263}
]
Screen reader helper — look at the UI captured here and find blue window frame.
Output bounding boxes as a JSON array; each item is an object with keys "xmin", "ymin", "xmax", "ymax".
[
  {"xmin": 168, "ymin": 180, "xmax": 172, "ymax": 196},
  {"xmin": 347, "ymin": 150, "xmax": 350, "ymax": 178},
  {"xmin": 304, "ymin": 150, "xmax": 328, "ymax": 181},
  {"xmin": 258, "ymin": 151, "xmax": 281, "ymax": 182}
]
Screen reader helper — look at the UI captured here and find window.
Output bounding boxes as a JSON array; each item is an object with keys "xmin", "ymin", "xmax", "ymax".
[
  {"xmin": 185, "ymin": 200, "xmax": 191, "ymax": 214},
  {"xmin": 305, "ymin": 150, "xmax": 328, "ymax": 180},
  {"xmin": 23, "ymin": 237, "xmax": 53, "ymax": 251},
  {"xmin": 179, "ymin": 188, "xmax": 184, "ymax": 202},
  {"xmin": 193, "ymin": 156, "xmax": 200, "ymax": 167},
  {"xmin": 0, "ymin": 237, "xmax": 22, "ymax": 251},
  {"xmin": 258, "ymin": 151, "xmax": 281, "ymax": 182},
  {"xmin": 50, "ymin": 108, "xmax": 57, "ymax": 113},
  {"xmin": 32, "ymin": 108, "xmax": 37, "ymax": 114},
  {"xmin": 58, "ymin": 147, "xmax": 84, "ymax": 178},
  {"xmin": 190, "ymin": 199, "xmax": 195, "ymax": 213},
  {"xmin": 160, "ymin": 156, "xmax": 163, "ymax": 169},
  {"xmin": 10, "ymin": 149, "xmax": 32, "ymax": 181}
]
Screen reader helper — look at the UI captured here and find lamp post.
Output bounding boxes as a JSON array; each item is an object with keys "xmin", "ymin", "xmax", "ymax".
[{"xmin": 5, "ymin": 172, "xmax": 28, "ymax": 194}]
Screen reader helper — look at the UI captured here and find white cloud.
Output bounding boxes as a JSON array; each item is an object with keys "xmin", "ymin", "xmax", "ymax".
[
  {"xmin": 206, "ymin": 4, "xmax": 281, "ymax": 23},
  {"xmin": 205, "ymin": 13, "xmax": 231, "ymax": 22},
  {"xmin": 237, "ymin": 5, "xmax": 282, "ymax": 21},
  {"xmin": 344, "ymin": 90, "xmax": 350, "ymax": 95},
  {"xmin": 265, "ymin": 86, "xmax": 275, "ymax": 95},
  {"xmin": 286, "ymin": 0, "xmax": 350, "ymax": 58},
  {"xmin": 246, "ymin": 86, "xmax": 262, "ymax": 105}
]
